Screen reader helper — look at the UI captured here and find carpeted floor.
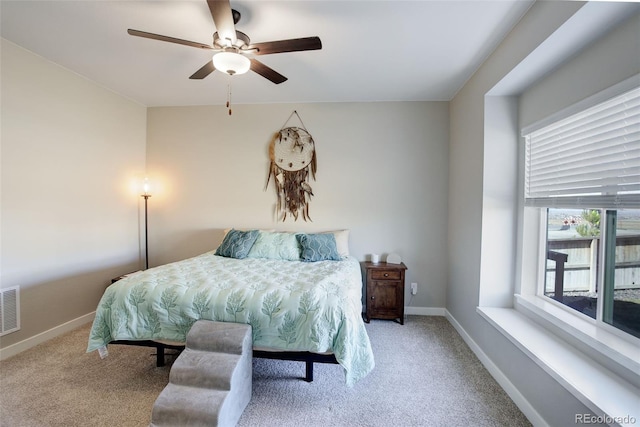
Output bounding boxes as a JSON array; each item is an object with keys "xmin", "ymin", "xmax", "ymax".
[{"xmin": 0, "ymin": 316, "xmax": 531, "ymax": 427}]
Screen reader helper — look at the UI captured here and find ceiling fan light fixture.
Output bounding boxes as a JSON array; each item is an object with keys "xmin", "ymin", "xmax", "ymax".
[{"xmin": 212, "ymin": 51, "xmax": 250, "ymax": 76}]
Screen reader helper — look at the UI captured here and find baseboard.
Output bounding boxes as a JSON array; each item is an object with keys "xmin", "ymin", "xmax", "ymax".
[
  {"xmin": 405, "ymin": 306, "xmax": 446, "ymax": 316},
  {"xmin": 444, "ymin": 310, "xmax": 548, "ymax": 427},
  {"xmin": 0, "ymin": 312, "xmax": 95, "ymax": 361}
]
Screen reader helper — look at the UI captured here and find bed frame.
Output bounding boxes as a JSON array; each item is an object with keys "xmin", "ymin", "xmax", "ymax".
[
  {"xmin": 109, "ymin": 339, "xmax": 338, "ymax": 382},
  {"xmin": 253, "ymin": 349, "xmax": 339, "ymax": 382}
]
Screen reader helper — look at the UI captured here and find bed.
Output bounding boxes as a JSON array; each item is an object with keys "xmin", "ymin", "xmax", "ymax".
[{"xmin": 86, "ymin": 229, "xmax": 375, "ymax": 386}]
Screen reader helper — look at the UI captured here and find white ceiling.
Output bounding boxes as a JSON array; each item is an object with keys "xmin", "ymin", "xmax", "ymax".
[{"xmin": 0, "ymin": 0, "xmax": 536, "ymax": 107}]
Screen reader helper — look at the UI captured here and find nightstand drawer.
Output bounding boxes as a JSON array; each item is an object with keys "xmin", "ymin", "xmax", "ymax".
[{"xmin": 371, "ymin": 270, "xmax": 401, "ymax": 280}]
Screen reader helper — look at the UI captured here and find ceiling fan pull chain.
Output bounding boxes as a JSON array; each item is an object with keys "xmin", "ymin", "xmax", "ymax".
[{"xmin": 227, "ymin": 83, "xmax": 232, "ymax": 115}]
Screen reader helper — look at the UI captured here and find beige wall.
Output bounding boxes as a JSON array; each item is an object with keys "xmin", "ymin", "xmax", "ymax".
[
  {"xmin": 146, "ymin": 101, "xmax": 449, "ymax": 310},
  {"xmin": 448, "ymin": 3, "xmax": 639, "ymax": 426},
  {"xmin": 519, "ymin": 12, "xmax": 640, "ymax": 129},
  {"xmin": 0, "ymin": 39, "xmax": 147, "ymax": 348}
]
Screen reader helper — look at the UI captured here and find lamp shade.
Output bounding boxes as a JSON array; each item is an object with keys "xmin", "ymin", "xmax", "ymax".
[
  {"xmin": 141, "ymin": 178, "xmax": 151, "ymax": 196},
  {"xmin": 213, "ymin": 52, "xmax": 250, "ymax": 76}
]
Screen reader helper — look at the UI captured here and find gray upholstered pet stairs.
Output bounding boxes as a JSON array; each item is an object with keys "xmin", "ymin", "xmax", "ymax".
[{"xmin": 150, "ymin": 320, "xmax": 252, "ymax": 427}]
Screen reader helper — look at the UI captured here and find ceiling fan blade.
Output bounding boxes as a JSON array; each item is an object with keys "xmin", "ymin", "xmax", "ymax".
[
  {"xmin": 207, "ymin": 0, "xmax": 237, "ymax": 45},
  {"xmin": 128, "ymin": 29, "xmax": 212, "ymax": 50},
  {"xmin": 190, "ymin": 61, "xmax": 216, "ymax": 79},
  {"xmin": 250, "ymin": 59, "xmax": 287, "ymax": 84},
  {"xmin": 248, "ymin": 37, "xmax": 322, "ymax": 55}
]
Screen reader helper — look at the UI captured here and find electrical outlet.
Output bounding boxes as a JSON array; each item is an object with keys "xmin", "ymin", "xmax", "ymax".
[{"xmin": 411, "ymin": 282, "xmax": 418, "ymax": 295}]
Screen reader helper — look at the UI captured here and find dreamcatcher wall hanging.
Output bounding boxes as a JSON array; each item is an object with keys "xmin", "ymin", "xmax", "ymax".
[{"xmin": 265, "ymin": 110, "xmax": 317, "ymax": 222}]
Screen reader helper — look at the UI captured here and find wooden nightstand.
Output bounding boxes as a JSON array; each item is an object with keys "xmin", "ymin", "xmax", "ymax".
[{"xmin": 361, "ymin": 261, "xmax": 407, "ymax": 325}]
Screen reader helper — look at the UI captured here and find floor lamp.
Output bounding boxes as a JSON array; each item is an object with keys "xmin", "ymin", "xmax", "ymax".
[{"xmin": 142, "ymin": 181, "xmax": 151, "ymax": 270}]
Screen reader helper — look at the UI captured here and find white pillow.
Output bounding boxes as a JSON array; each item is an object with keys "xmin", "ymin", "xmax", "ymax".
[{"xmin": 321, "ymin": 229, "xmax": 350, "ymax": 258}]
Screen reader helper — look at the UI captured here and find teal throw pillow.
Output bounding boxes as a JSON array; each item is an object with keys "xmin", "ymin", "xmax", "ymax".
[
  {"xmin": 215, "ymin": 229, "xmax": 259, "ymax": 259},
  {"xmin": 296, "ymin": 233, "xmax": 341, "ymax": 262}
]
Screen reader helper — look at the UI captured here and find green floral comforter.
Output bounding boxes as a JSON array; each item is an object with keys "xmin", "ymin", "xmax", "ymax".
[{"xmin": 87, "ymin": 252, "xmax": 374, "ymax": 386}]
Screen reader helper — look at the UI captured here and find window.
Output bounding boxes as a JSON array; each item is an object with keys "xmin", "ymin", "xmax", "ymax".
[
  {"xmin": 544, "ymin": 208, "xmax": 640, "ymax": 338},
  {"xmin": 523, "ymin": 81, "xmax": 640, "ymax": 339}
]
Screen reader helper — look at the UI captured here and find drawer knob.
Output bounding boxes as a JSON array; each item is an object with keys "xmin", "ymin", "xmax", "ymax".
[
  {"xmin": 371, "ymin": 296, "xmax": 375, "ymax": 300},
  {"xmin": 383, "ymin": 273, "xmax": 389, "ymax": 277}
]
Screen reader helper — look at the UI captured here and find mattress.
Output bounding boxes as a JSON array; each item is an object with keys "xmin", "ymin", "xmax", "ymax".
[{"xmin": 87, "ymin": 252, "xmax": 374, "ymax": 386}]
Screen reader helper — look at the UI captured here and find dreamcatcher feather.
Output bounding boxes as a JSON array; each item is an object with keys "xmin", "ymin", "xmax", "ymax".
[{"xmin": 265, "ymin": 125, "xmax": 317, "ymax": 222}]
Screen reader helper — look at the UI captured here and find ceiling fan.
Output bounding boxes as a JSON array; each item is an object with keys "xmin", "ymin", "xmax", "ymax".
[{"xmin": 127, "ymin": 0, "xmax": 322, "ymax": 84}]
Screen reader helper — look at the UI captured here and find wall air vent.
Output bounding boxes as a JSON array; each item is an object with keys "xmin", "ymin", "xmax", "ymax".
[{"xmin": 0, "ymin": 286, "xmax": 20, "ymax": 336}]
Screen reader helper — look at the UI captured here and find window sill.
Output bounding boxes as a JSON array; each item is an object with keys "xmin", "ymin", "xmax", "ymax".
[
  {"xmin": 477, "ymin": 305, "xmax": 639, "ymax": 426},
  {"xmin": 515, "ymin": 294, "xmax": 639, "ymax": 384}
]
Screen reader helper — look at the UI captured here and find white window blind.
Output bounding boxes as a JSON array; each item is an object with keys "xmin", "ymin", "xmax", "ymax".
[{"xmin": 524, "ymin": 85, "xmax": 640, "ymax": 209}]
